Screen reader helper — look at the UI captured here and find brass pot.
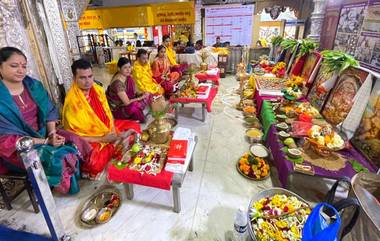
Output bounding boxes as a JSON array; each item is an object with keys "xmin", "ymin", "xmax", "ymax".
[
  {"xmin": 200, "ymin": 62, "xmax": 208, "ymax": 71},
  {"xmin": 147, "ymin": 118, "xmax": 172, "ymax": 144}
]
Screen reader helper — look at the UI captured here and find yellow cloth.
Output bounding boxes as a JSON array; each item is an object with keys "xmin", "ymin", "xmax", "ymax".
[
  {"xmin": 132, "ymin": 60, "xmax": 164, "ymax": 95},
  {"xmin": 165, "ymin": 46, "xmax": 177, "ymax": 65},
  {"xmin": 179, "ymin": 34, "xmax": 189, "ymax": 43},
  {"xmin": 62, "ymin": 82, "xmax": 114, "ymax": 137}
]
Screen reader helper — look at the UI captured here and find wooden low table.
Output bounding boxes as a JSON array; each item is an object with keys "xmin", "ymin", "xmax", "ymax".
[{"xmin": 107, "ymin": 134, "xmax": 197, "ymax": 213}]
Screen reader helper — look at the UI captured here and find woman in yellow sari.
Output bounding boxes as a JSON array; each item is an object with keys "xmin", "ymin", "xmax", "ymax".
[
  {"xmin": 162, "ymin": 35, "xmax": 188, "ymax": 74},
  {"xmin": 132, "ymin": 49, "xmax": 164, "ymax": 95},
  {"xmin": 151, "ymin": 45, "xmax": 180, "ymax": 96}
]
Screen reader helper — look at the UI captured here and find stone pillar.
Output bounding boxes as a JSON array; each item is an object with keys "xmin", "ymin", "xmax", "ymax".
[
  {"xmin": 194, "ymin": 0, "xmax": 202, "ymax": 43},
  {"xmin": 308, "ymin": 0, "xmax": 327, "ymax": 42},
  {"xmin": 42, "ymin": 0, "xmax": 73, "ymax": 91},
  {"xmin": 60, "ymin": 0, "xmax": 88, "ymax": 61}
]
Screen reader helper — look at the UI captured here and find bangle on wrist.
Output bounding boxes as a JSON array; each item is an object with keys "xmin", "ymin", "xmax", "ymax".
[{"xmin": 43, "ymin": 137, "xmax": 49, "ymax": 145}]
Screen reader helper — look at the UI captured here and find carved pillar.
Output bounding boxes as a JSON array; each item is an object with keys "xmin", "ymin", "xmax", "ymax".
[
  {"xmin": 194, "ymin": 0, "xmax": 202, "ymax": 43},
  {"xmin": 41, "ymin": 0, "xmax": 73, "ymax": 91},
  {"xmin": 60, "ymin": 0, "xmax": 88, "ymax": 61},
  {"xmin": 308, "ymin": 0, "xmax": 327, "ymax": 42}
]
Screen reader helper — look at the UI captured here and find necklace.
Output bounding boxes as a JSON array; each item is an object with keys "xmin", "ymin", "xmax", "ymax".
[{"xmin": 17, "ymin": 94, "xmax": 28, "ymax": 109}]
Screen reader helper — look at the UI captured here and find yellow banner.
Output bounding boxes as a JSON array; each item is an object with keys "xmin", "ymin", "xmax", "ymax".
[
  {"xmin": 152, "ymin": 2, "xmax": 195, "ymax": 25},
  {"xmin": 78, "ymin": 10, "xmax": 104, "ymax": 29},
  {"xmin": 79, "ymin": 2, "xmax": 194, "ymax": 29}
]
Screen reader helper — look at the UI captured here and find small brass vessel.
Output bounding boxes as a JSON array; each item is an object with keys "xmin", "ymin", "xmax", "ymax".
[{"xmin": 200, "ymin": 62, "xmax": 208, "ymax": 71}]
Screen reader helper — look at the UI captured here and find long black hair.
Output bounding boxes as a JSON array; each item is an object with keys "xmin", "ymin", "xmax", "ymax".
[{"xmin": 0, "ymin": 47, "xmax": 27, "ymax": 65}]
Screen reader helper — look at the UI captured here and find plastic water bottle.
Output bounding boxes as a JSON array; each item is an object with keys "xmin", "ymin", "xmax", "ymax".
[{"xmin": 233, "ymin": 206, "xmax": 248, "ymax": 241}]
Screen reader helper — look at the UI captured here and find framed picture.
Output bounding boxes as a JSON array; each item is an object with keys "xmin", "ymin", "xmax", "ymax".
[
  {"xmin": 351, "ymin": 78, "xmax": 380, "ymax": 169},
  {"xmin": 322, "ymin": 67, "xmax": 369, "ymax": 125},
  {"xmin": 300, "ymin": 52, "xmax": 322, "ymax": 84},
  {"xmin": 307, "ymin": 64, "xmax": 338, "ymax": 111}
]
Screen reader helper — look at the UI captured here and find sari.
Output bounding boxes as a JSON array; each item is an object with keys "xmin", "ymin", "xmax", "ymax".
[
  {"xmin": 132, "ymin": 60, "xmax": 164, "ymax": 95},
  {"xmin": 0, "ymin": 76, "xmax": 84, "ymax": 194},
  {"xmin": 106, "ymin": 74, "xmax": 152, "ymax": 122},
  {"xmin": 62, "ymin": 82, "xmax": 140, "ymax": 177},
  {"xmin": 151, "ymin": 57, "xmax": 180, "ymax": 96},
  {"xmin": 164, "ymin": 46, "xmax": 188, "ymax": 74}
]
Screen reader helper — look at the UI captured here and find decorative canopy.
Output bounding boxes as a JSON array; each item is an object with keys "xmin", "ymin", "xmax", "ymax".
[{"xmin": 255, "ymin": 0, "xmax": 304, "ymax": 19}]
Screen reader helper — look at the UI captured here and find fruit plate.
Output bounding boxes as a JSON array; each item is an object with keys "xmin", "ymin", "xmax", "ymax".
[
  {"xmin": 236, "ymin": 155, "xmax": 270, "ymax": 181},
  {"xmin": 247, "ymin": 188, "xmax": 311, "ymax": 241},
  {"xmin": 77, "ymin": 186, "xmax": 122, "ymax": 228}
]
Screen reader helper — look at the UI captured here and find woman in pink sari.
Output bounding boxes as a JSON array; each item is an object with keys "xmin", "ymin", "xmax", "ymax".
[
  {"xmin": 151, "ymin": 45, "xmax": 181, "ymax": 96},
  {"xmin": 106, "ymin": 57, "xmax": 151, "ymax": 123}
]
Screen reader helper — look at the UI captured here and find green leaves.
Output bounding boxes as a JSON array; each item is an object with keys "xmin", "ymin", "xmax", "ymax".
[
  {"xmin": 280, "ymin": 38, "xmax": 299, "ymax": 53},
  {"xmin": 321, "ymin": 50, "xmax": 359, "ymax": 74},
  {"xmin": 348, "ymin": 159, "xmax": 368, "ymax": 173},
  {"xmin": 297, "ymin": 38, "xmax": 319, "ymax": 57},
  {"xmin": 271, "ymin": 36, "xmax": 283, "ymax": 46}
]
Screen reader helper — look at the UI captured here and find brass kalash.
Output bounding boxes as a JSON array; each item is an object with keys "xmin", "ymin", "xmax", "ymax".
[{"xmin": 145, "ymin": 96, "xmax": 176, "ymax": 144}]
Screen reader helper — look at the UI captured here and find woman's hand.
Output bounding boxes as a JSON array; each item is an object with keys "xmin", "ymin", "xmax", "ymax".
[{"xmin": 47, "ymin": 133, "xmax": 65, "ymax": 146}]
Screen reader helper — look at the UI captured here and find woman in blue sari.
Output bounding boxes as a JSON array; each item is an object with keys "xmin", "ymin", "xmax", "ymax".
[{"xmin": 0, "ymin": 47, "xmax": 91, "ymax": 194}]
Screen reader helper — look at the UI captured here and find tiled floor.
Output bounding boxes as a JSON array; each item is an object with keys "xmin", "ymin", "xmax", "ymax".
[{"xmin": 0, "ymin": 72, "xmax": 276, "ymax": 241}]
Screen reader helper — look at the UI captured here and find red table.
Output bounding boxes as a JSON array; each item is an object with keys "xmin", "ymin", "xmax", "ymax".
[
  {"xmin": 195, "ymin": 69, "xmax": 220, "ymax": 85},
  {"xmin": 107, "ymin": 136, "xmax": 198, "ymax": 213},
  {"xmin": 170, "ymin": 87, "xmax": 218, "ymax": 122}
]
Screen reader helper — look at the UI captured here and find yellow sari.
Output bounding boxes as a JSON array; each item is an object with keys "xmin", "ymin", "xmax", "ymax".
[
  {"xmin": 132, "ymin": 60, "xmax": 164, "ymax": 95},
  {"xmin": 62, "ymin": 82, "xmax": 114, "ymax": 137},
  {"xmin": 165, "ymin": 46, "xmax": 177, "ymax": 65}
]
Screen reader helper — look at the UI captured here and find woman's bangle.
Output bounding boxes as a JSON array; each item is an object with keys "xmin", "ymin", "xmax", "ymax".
[{"xmin": 43, "ymin": 137, "xmax": 49, "ymax": 145}]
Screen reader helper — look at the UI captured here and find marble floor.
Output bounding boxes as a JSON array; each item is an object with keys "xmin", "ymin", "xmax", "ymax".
[{"xmin": 0, "ymin": 71, "xmax": 330, "ymax": 241}]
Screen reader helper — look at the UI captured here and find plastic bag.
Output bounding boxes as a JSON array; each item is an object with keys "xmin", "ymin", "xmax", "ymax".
[{"xmin": 302, "ymin": 203, "xmax": 341, "ymax": 241}]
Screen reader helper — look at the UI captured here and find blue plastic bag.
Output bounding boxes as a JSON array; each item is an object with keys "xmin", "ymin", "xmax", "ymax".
[{"xmin": 302, "ymin": 203, "xmax": 341, "ymax": 241}]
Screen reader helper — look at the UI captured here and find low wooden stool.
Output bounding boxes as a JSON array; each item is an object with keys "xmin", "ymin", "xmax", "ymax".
[{"xmin": 0, "ymin": 173, "xmax": 39, "ymax": 213}]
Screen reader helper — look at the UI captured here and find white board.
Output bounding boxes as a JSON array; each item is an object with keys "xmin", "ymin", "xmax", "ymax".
[{"xmin": 205, "ymin": 5, "xmax": 254, "ymax": 46}]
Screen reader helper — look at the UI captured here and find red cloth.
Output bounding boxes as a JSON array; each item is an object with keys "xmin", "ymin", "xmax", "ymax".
[
  {"xmin": 169, "ymin": 87, "xmax": 218, "ymax": 112},
  {"xmin": 195, "ymin": 69, "xmax": 220, "ymax": 85},
  {"xmin": 291, "ymin": 55, "xmax": 307, "ymax": 76},
  {"xmin": 107, "ymin": 165, "xmax": 174, "ymax": 190},
  {"xmin": 82, "ymin": 119, "xmax": 141, "ymax": 177},
  {"xmin": 88, "ymin": 87, "xmax": 110, "ymax": 128}
]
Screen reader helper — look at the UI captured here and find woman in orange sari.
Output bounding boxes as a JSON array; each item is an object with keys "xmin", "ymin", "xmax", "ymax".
[{"xmin": 151, "ymin": 45, "xmax": 181, "ymax": 96}]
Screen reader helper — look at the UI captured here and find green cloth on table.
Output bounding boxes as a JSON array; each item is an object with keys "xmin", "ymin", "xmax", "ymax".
[{"xmin": 260, "ymin": 100, "xmax": 276, "ymax": 140}]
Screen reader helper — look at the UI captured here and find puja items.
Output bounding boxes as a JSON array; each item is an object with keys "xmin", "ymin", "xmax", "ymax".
[
  {"xmin": 199, "ymin": 49, "xmax": 209, "ymax": 71},
  {"xmin": 249, "ymin": 190, "xmax": 311, "ymax": 241},
  {"xmin": 246, "ymin": 128, "xmax": 263, "ymax": 143},
  {"xmin": 306, "ymin": 125, "xmax": 345, "ymax": 156},
  {"xmin": 237, "ymin": 153, "xmax": 270, "ymax": 180},
  {"xmin": 178, "ymin": 81, "xmax": 197, "ymax": 98},
  {"xmin": 125, "ymin": 144, "xmax": 168, "ymax": 175},
  {"xmin": 272, "ymin": 61, "xmax": 286, "ymax": 78},
  {"xmin": 282, "ymin": 75, "xmax": 305, "ymax": 100},
  {"xmin": 78, "ymin": 186, "xmax": 122, "ymax": 227}
]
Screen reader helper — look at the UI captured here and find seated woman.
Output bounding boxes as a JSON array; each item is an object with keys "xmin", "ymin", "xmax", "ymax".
[
  {"xmin": 162, "ymin": 35, "xmax": 188, "ymax": 75},
  {"xmin": 151, "ymin": 45, "xmax": 181, "ymax": 96},
  {"xmin": 106, "ymin": 57, "xmax": 151, "ymax": 123},
  {"xmin": 0, "ymin": 47, "xmax": 91, "ymax": 194}
]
